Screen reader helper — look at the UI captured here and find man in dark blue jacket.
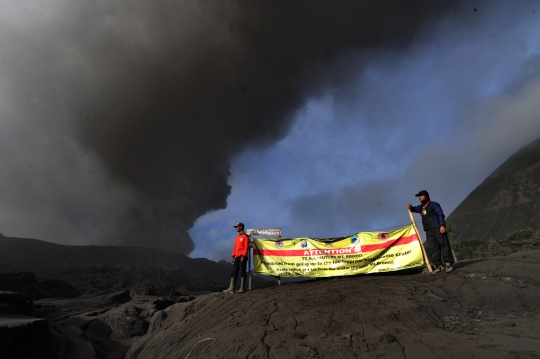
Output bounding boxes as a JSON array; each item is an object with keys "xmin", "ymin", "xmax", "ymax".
[{"xmin": 406, "ymin": 190, "xmax": 454, "ymax": 275}]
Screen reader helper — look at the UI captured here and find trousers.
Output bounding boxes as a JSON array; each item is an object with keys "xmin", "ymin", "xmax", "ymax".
[
  {"xmin": 231, "ymin": 256, "xmax": 248, "ymax": 279},
  {"xmin": 425, "ymin": 229, "xmax": 454, "ymax": 266}
]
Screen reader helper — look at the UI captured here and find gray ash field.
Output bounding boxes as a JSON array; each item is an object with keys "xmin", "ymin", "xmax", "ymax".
[{"xmin": 3, "ymin": 249, "xmax": 539, "ymax": 359}]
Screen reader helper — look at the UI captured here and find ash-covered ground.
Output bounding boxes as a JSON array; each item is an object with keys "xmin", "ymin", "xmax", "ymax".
[{"xmin": 2, "ymin": 249, "xmax": 539, "ymax": 359}]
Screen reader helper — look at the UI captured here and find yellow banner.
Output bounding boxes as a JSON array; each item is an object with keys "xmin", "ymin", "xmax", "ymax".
[{"xmin": 253, "ymin": 225, "xmax": 424, "ymax": 277}]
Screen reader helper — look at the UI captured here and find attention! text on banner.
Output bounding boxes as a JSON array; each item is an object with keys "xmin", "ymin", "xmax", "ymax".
[{"xmin": 252, "ymin": 224, "xmax": 424, "ymax": 277}]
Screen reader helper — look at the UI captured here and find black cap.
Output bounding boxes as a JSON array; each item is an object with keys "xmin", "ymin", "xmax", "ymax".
[
  {"xmin": 415, "ymin": 190, "xmax": 429, "ymax": 197},
  {"xmin": 233, "ymin": 222, "xmax": 245, "ymax": 228}
]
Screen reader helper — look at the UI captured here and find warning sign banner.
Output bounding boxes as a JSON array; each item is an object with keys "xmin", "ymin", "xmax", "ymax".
[{"xmin": 252, "ymin": 224, "xmax": 424, "ymax": 277}]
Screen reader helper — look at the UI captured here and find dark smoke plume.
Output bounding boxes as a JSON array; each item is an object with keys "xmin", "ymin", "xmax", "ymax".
[{"xmin": 1, "ymin": 1, "xmax": 457, "ymax": 253}]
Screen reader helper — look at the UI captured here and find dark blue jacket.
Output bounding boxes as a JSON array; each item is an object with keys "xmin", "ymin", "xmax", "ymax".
[{"xmin": 410, "ymin": 201, "xmax": 446, "ymax": 231}]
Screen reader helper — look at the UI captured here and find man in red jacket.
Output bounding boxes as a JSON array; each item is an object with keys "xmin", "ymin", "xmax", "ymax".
[{"xmin": 223, "ymin": 222, "xmax": 250, "ymax": 294}]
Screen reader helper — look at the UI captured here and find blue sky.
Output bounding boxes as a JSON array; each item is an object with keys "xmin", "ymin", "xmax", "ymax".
[{"xmin": 189, "ymin": 2, "xmax": 540, "ymax": 260}]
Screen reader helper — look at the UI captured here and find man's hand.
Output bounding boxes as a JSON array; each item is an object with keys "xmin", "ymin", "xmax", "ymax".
[
  {"xmin": 406, "ymin": 204, "xmax": 412, "ymax": 210},
  {"xmin": 440, "ymin": 225, "xmax": 446, "ymax": 234},
  {"xmin": 230, "ymin": 256, "xmax": 234, "ymax": 263},
  {"xmin": 240, "ymin": 256, "xmax": 245, "ymax": 262}
]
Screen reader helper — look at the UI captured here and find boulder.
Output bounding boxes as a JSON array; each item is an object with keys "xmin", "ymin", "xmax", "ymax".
[{"xmin": 0, "ymin": 314, "xmax": 49, "ymax": 357}]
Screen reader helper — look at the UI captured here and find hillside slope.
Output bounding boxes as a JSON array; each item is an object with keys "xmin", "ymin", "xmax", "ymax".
[
  {"xmin": 4, "ymin": 250, "xmax": 539, "ymax": 358},
  {"xmin": 448, "ymin": 137, "xmax": 540, "ymax": 241},
  {"xmin": 0, "ymin": 235, "xmax": 265, "ymax": 293},
  {"xmin": 124, "ymin": 251, "xmax": 540, "ymax": 359}
]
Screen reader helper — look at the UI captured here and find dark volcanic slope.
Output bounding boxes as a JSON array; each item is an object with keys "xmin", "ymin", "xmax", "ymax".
[
  {"xmin": 125, "ymin": 251, "xmax": 540, "ymax": 359},
  {"xmin": 0, "ymin": 234, "xmax": 253, "ymax": 291},
  {"xmin": 0, "ymin": 234, "xmax": 198, "ymax": 273},
  {"xmin": 448, "ymin": 137, "xmax": 540, "ymax": 242}
]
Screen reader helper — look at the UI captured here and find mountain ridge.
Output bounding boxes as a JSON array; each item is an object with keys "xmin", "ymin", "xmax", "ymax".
[
  {"xmin": 448, "ymin": 137, "xmax": 540, "ymax": 241},
  {"xmin": 0, "ymin": 235, "xmax": 267, "ymax": 293}
]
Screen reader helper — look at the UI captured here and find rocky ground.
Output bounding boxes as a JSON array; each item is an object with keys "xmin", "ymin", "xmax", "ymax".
[{"xmin": 2, "ymin": 250, "xmax": 540, "ymax": 359}]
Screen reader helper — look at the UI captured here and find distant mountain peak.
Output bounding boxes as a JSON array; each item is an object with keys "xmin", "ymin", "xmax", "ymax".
[{"xmin": 449, "ymin": 137, "xmax": 540, "ymax": 241}]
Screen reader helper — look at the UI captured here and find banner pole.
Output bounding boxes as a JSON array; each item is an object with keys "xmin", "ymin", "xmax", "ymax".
[
  {"xmin": 408, "ymin": 209, "xmax": 433, "ymax": 273},
  {"xmin": 277, "ymin": 234, "xmax": 281, "ymax": 286},
  {"xmin": 248, "ymin": 238, "xmax": 252, "ymax": 291},
  {"xmin": 451, "ymin": 248, "xmax": 458, "ymax": 264}
]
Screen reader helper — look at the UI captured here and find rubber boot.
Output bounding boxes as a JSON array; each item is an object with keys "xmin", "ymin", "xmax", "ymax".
[
  {"xmin": 237, "ymin": 278, "xmax": 247, "ymax": 293},
  {"xmin": 223, "ymin": 278, "xmax": 236, "ymax": 294}
]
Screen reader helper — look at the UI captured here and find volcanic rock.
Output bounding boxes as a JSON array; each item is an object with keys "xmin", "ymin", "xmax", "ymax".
[
  {"xmin": 124, "ymin": 250, "xmax": 540, "ymax": 359},
  {"xmin": 0, "ymin": 314, "xmax": 49, "ymax": 358}
]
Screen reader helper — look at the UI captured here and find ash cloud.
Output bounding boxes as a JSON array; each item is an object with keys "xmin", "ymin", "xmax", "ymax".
[{"xmin": 0, "ymin": 1, "xmax": 457, "ymax": 253}]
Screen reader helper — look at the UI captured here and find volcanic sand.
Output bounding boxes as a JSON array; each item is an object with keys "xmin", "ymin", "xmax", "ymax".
[{"xmin": 12, "ymin": 250, "xmax": 540, "ymax": 359}]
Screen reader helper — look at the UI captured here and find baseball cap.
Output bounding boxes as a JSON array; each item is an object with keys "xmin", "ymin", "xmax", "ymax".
[
  {"xmin": 233, "ymin": 222, "xmax": 245, "ymax": 228},
  {"xmin": 414, "ymin": 190, "xmax": 429, "ymax": 197}
]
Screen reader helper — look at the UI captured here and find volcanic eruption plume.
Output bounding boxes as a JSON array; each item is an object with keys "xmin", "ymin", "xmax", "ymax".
[{"xmin": 0, "ymin": 1, "xmax": 456, "ymax": 253}]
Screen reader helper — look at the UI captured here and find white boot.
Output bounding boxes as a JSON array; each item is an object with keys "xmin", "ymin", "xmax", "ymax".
[
  {"xmin": 223, "ymin": 278, "xmax": 236, "ymax": 293},
  {"xmin": 237, "ymin": 278, "xmax": 247, "ymax": 293}
]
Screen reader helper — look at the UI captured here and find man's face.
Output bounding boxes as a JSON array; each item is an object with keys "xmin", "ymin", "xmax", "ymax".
[
  {"xmin": 235, "ymin": 225, "xmax": 243, "ymax": 233},
  {"xmin": 418, "ymin": 195, "xmax": 427, "ymax": 202}
]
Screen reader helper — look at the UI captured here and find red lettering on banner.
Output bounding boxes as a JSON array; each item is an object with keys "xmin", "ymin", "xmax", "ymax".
[{"xmin": 253, "ymin": 234, "xmax": 419, "ymax": 257}]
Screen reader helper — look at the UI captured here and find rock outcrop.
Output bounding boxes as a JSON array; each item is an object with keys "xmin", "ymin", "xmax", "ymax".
[{"xmin": 0, "ymin": 291, "xmax": 49, "ymax": 358}]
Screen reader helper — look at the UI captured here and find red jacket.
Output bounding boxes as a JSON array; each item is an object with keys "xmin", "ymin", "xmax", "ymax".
[{"xmin": 232, "ymin": 233, "xmax": 250, "ymax": 257}]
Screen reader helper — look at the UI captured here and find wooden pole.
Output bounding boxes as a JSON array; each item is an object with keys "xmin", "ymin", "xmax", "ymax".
[
  {"xmin": 451, "ymin": 248, "xmax": 458, "ymax": 264},
  {"xmin": 248, "ymin": 239, "xmax": 252, "ymax": 291},
  {"xmin": 277, "ymin": 234, "xmax": 282, "ymax": 286},
  {"xmin": 408, "ymin": 209, "xmax": 433, "ymax": 273}
]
